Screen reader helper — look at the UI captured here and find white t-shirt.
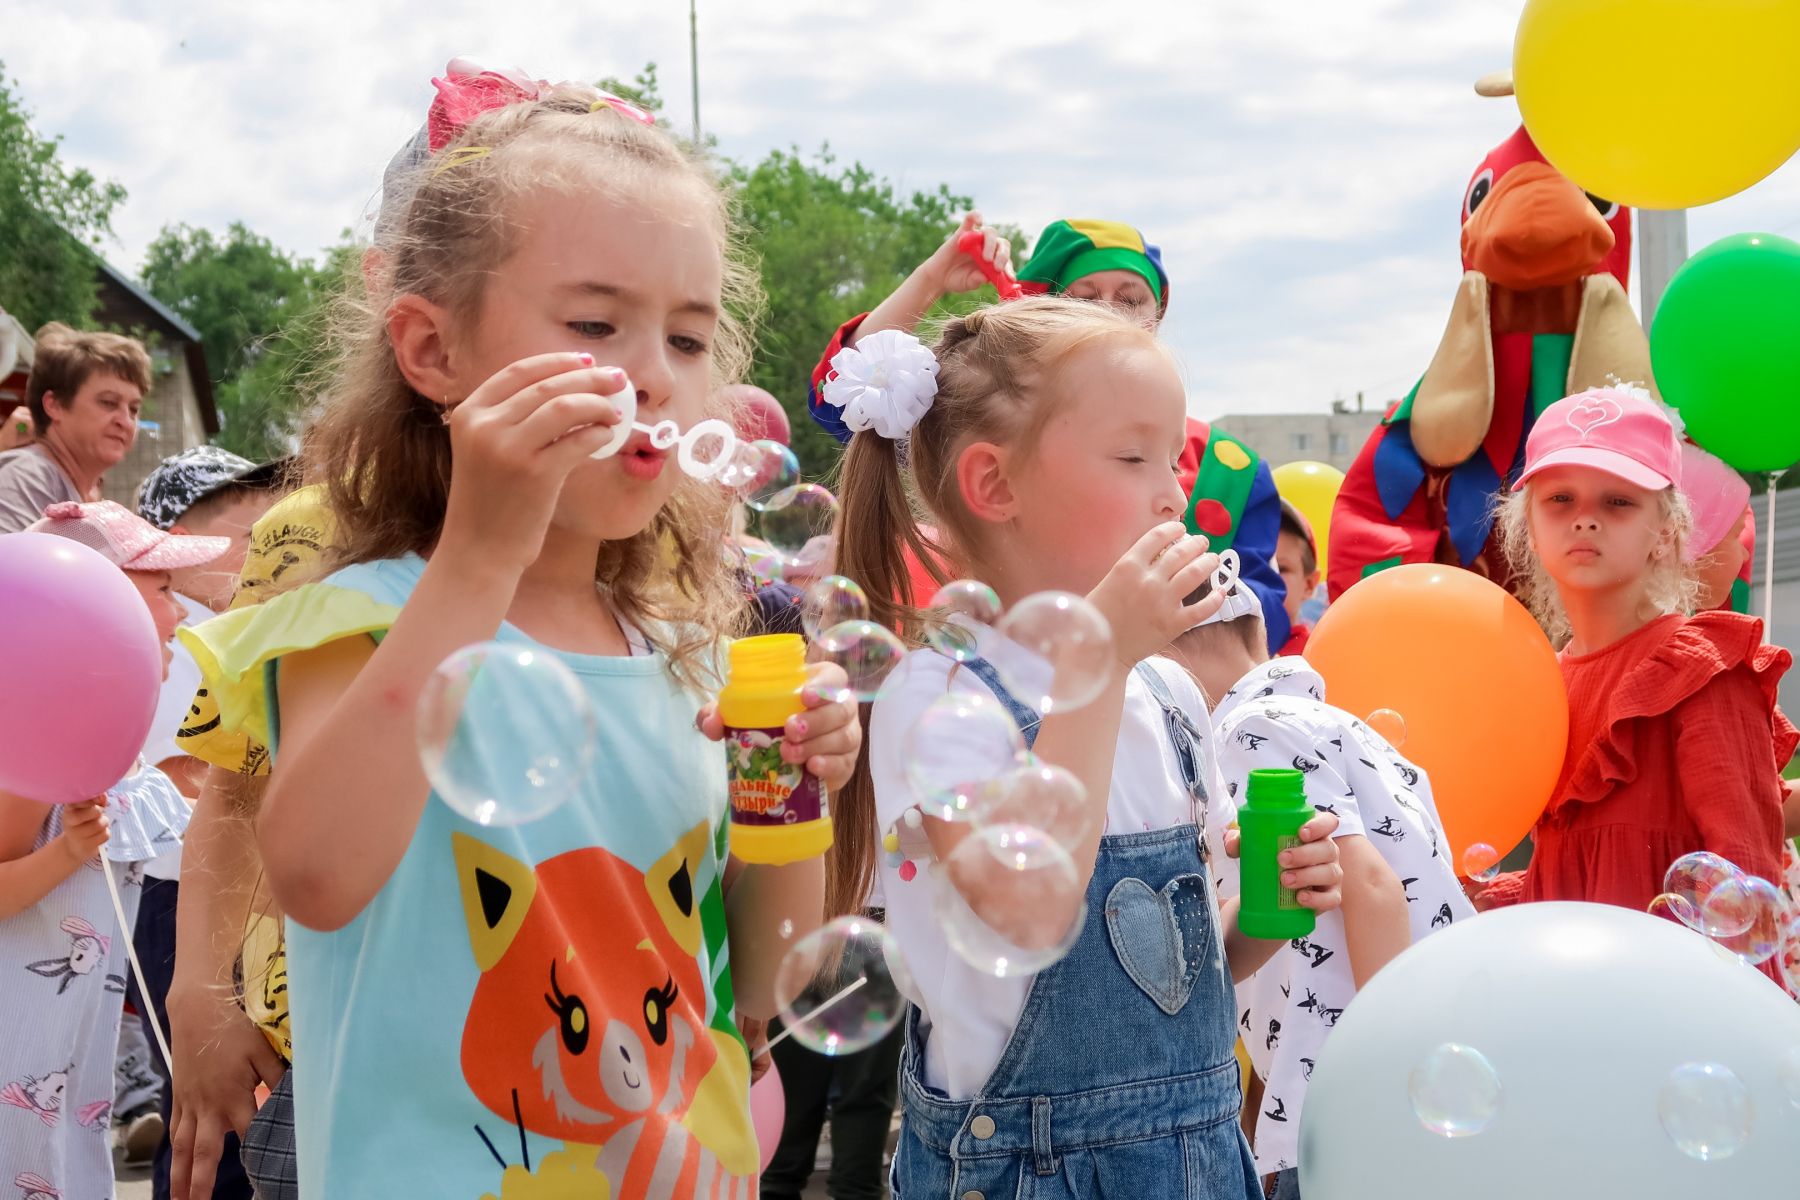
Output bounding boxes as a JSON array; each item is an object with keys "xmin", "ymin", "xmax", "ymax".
[
  {"xmin": 141, "ymin": 592, "xmax": 213, "ymax": 880},
  {"xmin": 868, "ymin": 625, "xmax": 1222, "ymax": 1099},
  {"xmin": 1202, "ymin": 656, "xmax": 1474, "ymax": 1175}
]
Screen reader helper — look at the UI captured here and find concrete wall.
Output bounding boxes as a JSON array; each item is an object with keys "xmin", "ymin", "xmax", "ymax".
[
  {"xmin": 1747, "ymin": 487, "xmax": 1800, "ymax": 721},
  {"xmin": 1210, "ymin": 409, "xmax": 1383, "ymax": 471}
]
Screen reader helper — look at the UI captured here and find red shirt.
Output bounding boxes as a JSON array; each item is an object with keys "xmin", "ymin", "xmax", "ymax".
[
  {"xmin": 1279, "ymin": 624, "xmax": 1311, "ymax": 657},
  {"xmin": 1483, "ymin": 613, "xmax": 1795, "ymax": 933}
]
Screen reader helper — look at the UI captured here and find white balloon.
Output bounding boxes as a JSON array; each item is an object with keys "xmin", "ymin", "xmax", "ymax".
[{"xmin": 1301, "ymin": 902, "xmax": 1800, "ymax": 1198}]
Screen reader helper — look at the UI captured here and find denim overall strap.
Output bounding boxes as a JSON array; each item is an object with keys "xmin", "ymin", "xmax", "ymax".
[
  {"xmin": 958, "ymin": 656, "xmax": 1176, "ymax": 756},
  {"xmin": 957, "ymin": 656, "xmax": 1044, "ymax": 748},
  {"xmin": 896, "ymin": 659, "xmax": 1259, "ymax": 1199}
]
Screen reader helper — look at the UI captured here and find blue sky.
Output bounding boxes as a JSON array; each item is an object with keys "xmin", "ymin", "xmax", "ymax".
[{"xmin": 8, "ymin": 0, "xmax": 1798, "ymax": 419}]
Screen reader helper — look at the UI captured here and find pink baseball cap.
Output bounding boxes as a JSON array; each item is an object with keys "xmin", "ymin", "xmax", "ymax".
[
  {"xmin": 1679, "ymin": 441, "xmax": 1751, "ymax": 559},
  {"xmin": 1513, "ymin": 387, "xmax": 1682, "ymax": 492},
  {"xmin": 27, "ymin": 500, "xmax": 230, "ymax": 571}
]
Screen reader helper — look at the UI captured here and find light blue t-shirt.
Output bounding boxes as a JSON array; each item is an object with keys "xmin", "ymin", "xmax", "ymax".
[{"xmin": 272, "ymin": 555, "xmax": 759, "ymax": 1199}]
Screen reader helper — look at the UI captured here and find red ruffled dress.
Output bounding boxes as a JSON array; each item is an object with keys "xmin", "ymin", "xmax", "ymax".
[{"xmin": 1481, "ymin": 612, "xmax": 1796, "ymax": 932}]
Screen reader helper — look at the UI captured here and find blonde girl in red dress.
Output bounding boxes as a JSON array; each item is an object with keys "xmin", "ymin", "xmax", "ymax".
[{"xmin": 1484, "ymin": 388, "xmax": 1794, "ymax": 931}]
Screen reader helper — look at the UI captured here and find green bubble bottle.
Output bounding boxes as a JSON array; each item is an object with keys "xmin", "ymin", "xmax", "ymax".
[
  {"xmin": 1236, "ymin": 768, "xmax": 1317, "ymax": 940},
  {"xmin": 720, "ymin": 634, "xmax": 833, "ymax": 865}
]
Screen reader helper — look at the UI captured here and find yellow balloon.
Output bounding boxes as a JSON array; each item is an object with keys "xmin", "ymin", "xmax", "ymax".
[
  {"xmin": 1514, "ymin": 0, "xmax": 1800, "ymax": 210},
  {"xmin": 1270, "ymin": 460, "xmax": 1344, "ymax": 576}
]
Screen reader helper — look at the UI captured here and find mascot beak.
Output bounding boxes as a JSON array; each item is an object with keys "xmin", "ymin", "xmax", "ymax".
[{"xmin": 1462, "ymin": 162, "xmax": 1615, "ymax": 290}]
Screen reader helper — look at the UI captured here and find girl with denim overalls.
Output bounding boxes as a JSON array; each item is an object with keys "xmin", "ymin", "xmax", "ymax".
[{"xmin": 824, "ymin": 297, "xmax": 1344, "ymax": 1198}]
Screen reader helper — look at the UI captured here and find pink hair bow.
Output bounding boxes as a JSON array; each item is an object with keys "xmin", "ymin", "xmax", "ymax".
[{"xmin": 426, "ymin": 57, "xmax": 655, "ymax": 153}]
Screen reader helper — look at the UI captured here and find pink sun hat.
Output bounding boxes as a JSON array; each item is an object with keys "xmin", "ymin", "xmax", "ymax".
[
  {"xmin": 27, "ymin": 500, "xmax": 230, "ymax": 571},
  {"xmin": 1513, "ymin": 386, "xmax": 1682, "ymax": 492},
  {"xmin": 1679, "ymin": 441, "xmax": 1752, "ymax": 560}
]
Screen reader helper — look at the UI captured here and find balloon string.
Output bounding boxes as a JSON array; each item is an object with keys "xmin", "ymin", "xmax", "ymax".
[
  {"xmin": 1765, "ymin": 471, "xmax": 1786, "ymax": 635},
  {"xmin": 105, "ymin": 860, "xmax": 174, "ymax": 1079},
  {"xmin": 752, "ymin": 976, "xmax": 869, "ymax": 1060}
]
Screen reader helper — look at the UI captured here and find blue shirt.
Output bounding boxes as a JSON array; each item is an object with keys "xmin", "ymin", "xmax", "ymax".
[{"xmin": 275, "ymin": 556, "xmax": 760, "ymax": 1197}]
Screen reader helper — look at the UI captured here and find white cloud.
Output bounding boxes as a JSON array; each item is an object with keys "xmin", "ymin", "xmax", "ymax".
[{"xmin": 6, "ymin": 0, "xmax": 1799, "ymax": 434}]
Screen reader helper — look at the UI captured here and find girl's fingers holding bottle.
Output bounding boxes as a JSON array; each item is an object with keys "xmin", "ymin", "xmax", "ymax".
[{"xmin": 1298, "ymin": 811, "xmax": 1341, "ymax": 842}]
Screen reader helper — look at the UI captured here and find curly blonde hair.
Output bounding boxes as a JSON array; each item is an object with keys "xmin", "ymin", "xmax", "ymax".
[
  {"xmin": 296, "ymin": 88, "xmax": 763, "ymax": 687},
  {"xmin": 1496, "ymin": 482, "xmax": 1700, "ymax": 646}
]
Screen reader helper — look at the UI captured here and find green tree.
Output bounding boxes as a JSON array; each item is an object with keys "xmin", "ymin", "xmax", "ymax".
[
  {"xmin": 595, "ymin": 63, "xmax": 665, "ymax": 116},
  {"xmin": 0, "ymin": 62, "xmax": 127, "ymax": 330},
  {"xmin": 587, "ymin": 64, "xmax": 1019, "ymax": 473},
  {"xmin": 143, "ymin": 224, "xmax": 353, "ymax": 460},
  {"xmin": 732, "ymin": 148, "xmax": 1019, "ymax": 473},
  {"xmin": 141, "ymin": 222, "xmax": 317, "ymax": 384}
]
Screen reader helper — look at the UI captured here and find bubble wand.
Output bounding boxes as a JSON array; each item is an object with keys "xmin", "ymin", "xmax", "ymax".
[
  {"xmin": 955, "ymin": 230, "xmax": 1022, "ymax": 300},
  {"xmin": 589, "ymin": 376, "xmax": 743, "ymax": 480}
]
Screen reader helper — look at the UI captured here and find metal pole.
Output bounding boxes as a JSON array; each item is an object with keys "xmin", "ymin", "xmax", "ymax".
[
  {"xmin": 1637, "ymin": 209, "xmax": 1689, "ymax": 327},
  {"xmin": 689, "ymin": 0, "xmax": 701, "ymax": 143}
]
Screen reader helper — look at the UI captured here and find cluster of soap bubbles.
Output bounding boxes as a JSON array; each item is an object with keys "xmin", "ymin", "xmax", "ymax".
[
  {"xmin": 1650, "ymin": 851, "xmax": 1797, "ymax": 975},
  {"xmin": 414, "ymin": 458, "xmax": 1121, "ymax": 1054}
]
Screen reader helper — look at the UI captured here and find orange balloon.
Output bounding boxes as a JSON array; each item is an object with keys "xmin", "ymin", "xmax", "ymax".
[{"xmin": 1307, "ymin": 565, "xmax": 1568, "ymax": 865}]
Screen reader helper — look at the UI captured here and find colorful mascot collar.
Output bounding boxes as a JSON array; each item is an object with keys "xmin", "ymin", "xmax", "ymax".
[{"xmin": 1019, "ymin": 219, "xmax": 1167, "ymax": 304}]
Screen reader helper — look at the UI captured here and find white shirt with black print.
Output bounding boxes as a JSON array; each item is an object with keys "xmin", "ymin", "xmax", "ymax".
[{"xmin": 1201, "ymin": 656, "xmax": 1475, "ymax": 1176}]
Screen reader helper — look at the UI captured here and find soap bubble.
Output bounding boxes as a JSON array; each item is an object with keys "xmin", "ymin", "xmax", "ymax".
[
  {"xmin": 935, "ymin": 823, "xmax": 1084, "ymax": 978},
  {"xmin": 1696, "ymin": 874, "xmax": 1762, "ymax": 939},
  {"xmin": 925, "ymin": 580, "xmax": 1004, "ymax": 663},
  {"xmin": 973, "ymin": 763, "xmax": 1093, "ymax": 852},
  {"xmin": 1704, "ymin": 875, "xmax": 1788, "ymax": 964},
  {"xmin": 759, "ymin": 484, "xmax": 840, "ymax": 554},
  {"xmin": 773, "ymin": 916, "xmax": 914, "ymax": 1056},
  {"xmin": 816, "ymin": 620, "xmax": 906, "ymax": 702},
  {"xmin": 742, "ymin": 544, "xmax": 786, "ymax": 585},
  {"xmin": 1365, "ymin": 708, "xmax": 1407, "ymax": 748},
  {"xmin": 1407, "ymin": 1043, "xmax": 1502, "ymax": 1138},
  {"xmin": 718, "ymin": 439, "xmax": 800, "ymax": 511},
  {"xmin": 903, "ymin": 691, "xmax": 1027, "ymax": 822},
  {"xmin": 1657, "ymin": 1062, "xmax": 1753, "ymax": 1161},
  {"xmin": 1460, "ymin": 843, "xmax": 1502, "ymax": 883},
  {"xmin": 993, "ymin": 591, "xmax": 1114, "ymax": 714},
  {"xmin": 1647, "ymin": 891, "xmax": 1703, "ymax": 931},
  {"xmin": 1664, "ymin": 851, "xmax": 1744, "ymax": 914},
  {"xmin": 417, "ymin": 643, "xmax": 597, "ymax": 826},
  {"xmin": 802, "ymin": 576, "xmax": 870, "ymax": 641}
]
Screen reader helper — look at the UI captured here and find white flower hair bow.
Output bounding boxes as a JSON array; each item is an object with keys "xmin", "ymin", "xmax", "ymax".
[{"xmin": 821, "ymin": 328, "xmax": 939, "ymax": 440}]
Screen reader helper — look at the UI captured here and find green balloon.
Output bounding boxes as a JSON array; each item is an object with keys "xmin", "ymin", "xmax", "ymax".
[{"xmin": 1651, "ymin": 232, "xmax": 1800, "ymax": 474}]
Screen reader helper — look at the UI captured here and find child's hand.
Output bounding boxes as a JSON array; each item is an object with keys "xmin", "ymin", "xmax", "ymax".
[
  {"xmin": 782, "ymin": 664, "xmax": 863, "ymax": 794},
  {"xmin": 57, "ymin": 798, "xmax": 109, "ymax": 864},
  {"xmin": 1087, "ymin": 522, "xmax": 1222, "ymax": 668},
  {"xmin": 1222, "ymin": 811, "xmax": 1344, "ymax": 911},
  {"xmin": 1282, "ymin": 811, "xmax": 1343, "ymax": 912},
  {"xmin": 919, "ymin": 212, "xmax": 1014, "ymax": 298},
  {"xmin": 439, "ymin": 353, "xmax": 632, "ymax": 570},
  {"xmin": 695, "ymin": 663, "xmax": 863, "ymax": 794}
]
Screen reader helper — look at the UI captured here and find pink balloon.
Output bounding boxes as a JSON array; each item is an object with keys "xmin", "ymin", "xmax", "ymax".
[
  {"xmin": 750, "ymin": 1060, "xmax": 785, "ymax": 1174},
  {"xmin": 0, "ymin": 532, "xmax": 162, "ymax": 803}
]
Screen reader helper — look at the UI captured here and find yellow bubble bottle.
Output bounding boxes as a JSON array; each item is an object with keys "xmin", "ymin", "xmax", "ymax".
[{"xmin": 720, "ymin": 634, "xmax": 833, "ymax": 864}]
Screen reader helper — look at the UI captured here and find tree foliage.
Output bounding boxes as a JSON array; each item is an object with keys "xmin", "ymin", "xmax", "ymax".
[{"xmin": 0, "ymin": 61, "xmax": 127, "ymax": 330}]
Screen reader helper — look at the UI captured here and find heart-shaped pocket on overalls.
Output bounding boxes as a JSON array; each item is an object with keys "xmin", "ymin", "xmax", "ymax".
[{"xmin": 1104, "ymin": 874, "xmax": 1209, "ymax": 1016}]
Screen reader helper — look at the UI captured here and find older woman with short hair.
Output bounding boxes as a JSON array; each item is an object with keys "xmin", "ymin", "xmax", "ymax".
[{"xmin": 0, "ymin": 323, "xmax": 151, "ymax": 532}]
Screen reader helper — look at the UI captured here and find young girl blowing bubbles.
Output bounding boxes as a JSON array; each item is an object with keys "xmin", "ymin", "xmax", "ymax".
[
  {"xmin": 188, "ymin": 88, "xmax": 861, "ymax": 1198},
  {"xmin": 1485, "ymin": 387, "xmax": 1793, "ymax": 918},
  {"xmin": 825, "ymin": 297, "xmax": 1344, "ymax": 1199}
]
